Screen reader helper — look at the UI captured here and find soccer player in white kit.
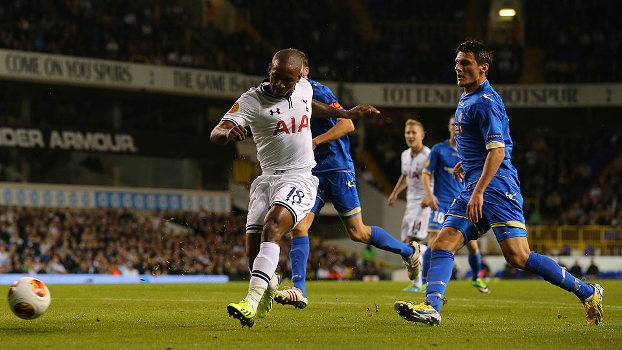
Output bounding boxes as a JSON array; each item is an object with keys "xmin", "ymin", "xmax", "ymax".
[
  {"xmin": 211, "ymin": 49, "xmax": 379, "ymax": 328},
  {"xmin": 388, "ymin": 119, "xmax": 431, "ymax": 292}
]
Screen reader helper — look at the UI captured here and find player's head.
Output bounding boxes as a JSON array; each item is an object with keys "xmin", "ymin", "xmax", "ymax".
[
  {"xmin": 268, "ymin": 49, "xmax": 303, "ymax": 98},
  {"xmin": 297, "ymin": 50, "xmax": 310, "ymax": 79},
  {"xmin": 454, "ymin": 40, "xmax": 493, "ymax": 93},
  {"xmin": 299, "ymin": 51, "xmax": 309, "ymax": 79},
  {"xmin": 404, "ymin": 119, "xmax": 425, "ymax": 150}
]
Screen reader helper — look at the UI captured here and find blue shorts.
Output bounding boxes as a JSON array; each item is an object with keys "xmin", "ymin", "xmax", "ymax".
[
  {"xmin": 443, "ymin": 175, "xmax": 527, "ymax": 243},
  {"xmin": 312, "ymin": 171, "xmax": 361, "ymax": 219},
  {"xmin": 428, "ymin": 201, "xmax": 451, "ymax": 232}
]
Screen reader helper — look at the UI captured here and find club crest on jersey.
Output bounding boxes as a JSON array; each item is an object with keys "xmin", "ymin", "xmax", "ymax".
[
  {"xmin": 229, "ymin": 102, "xmax": 240, "ymax": 113},
  {"xmin": 273, "ymin": 115, "xmax": 310, "ymax": 135}
]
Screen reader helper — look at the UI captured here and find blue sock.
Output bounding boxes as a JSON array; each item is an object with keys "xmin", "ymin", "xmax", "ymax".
[
  {"xmin": 425, "ymin": 250, "xmax": 454, "ymax": 312},
  {"xmin": 422, "ymin": 248, "xmax": 431, "ymax": 285},
  {"xmin": 290, "ymin": 236, "xmax": 310, "ymax": 296},
  {"xmin": 468, "ymin": 252, "xmax": 481, "ymax": 281},
  {"xmin": 368, "ymin": 226, "xmax": 413, "ymax": 258},
  {"xmin": 523, "ymin": 252, "xmax": 594, "ymax": 301}
]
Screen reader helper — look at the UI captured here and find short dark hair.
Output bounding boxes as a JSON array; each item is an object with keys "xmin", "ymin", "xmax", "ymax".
[
  {"xmin": 292, "ymin": 48, "xmax": 308, "ymax": 68},
  {"xmin": 456, "ymin": 40, "xmax": 494, "ymax": 67}
]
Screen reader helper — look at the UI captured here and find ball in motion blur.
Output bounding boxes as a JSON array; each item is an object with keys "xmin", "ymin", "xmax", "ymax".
[{"xmin": 7, "ymin": 277, "xmax": 51, "ymax": 320}]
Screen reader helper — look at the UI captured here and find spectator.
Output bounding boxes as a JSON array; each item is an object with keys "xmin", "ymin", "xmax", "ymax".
[
  {"xmin": 586, "ymin": 259, "xmax": 600, "ymax": 278},
  {"xmin": 361, "ymin": 244, "xmax": 376, "ymax": 263},
  {"xmin": 569, "ymin": 260, "xmax": 583, "ymax": 279}
]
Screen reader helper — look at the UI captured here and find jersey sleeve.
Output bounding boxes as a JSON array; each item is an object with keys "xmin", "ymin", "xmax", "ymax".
[
  {"xmin": 221, "ymin": 92, "xmax": 257, "ymax": 128},
  {"xmin": 475, "ymin": 99, "xmax": 505, "ymax": 150},
  {"xmin": 312, "ymin": 84, "xmax": 344, "ymax": 110},
  {"xmin": 423, "ymin": 145, "xmax": 439, "ymax": 176}
]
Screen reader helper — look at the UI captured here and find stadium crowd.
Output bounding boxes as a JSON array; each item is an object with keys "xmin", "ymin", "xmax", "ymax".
[
  {"xmin": 0, "ymin": 206, "xmax": 390, "ymax": 280},
  {"xmin": 1, "ymin": 0, "xmax": 619, "ymax": 83}
]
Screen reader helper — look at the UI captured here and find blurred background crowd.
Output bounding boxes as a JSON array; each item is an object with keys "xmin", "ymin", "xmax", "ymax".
[{"xmin": 0, "ymin": 206, "xmax": 391, "ymax": 280}]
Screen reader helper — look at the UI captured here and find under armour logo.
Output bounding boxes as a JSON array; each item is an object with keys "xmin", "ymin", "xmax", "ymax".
[
  {"xmin": 303, "ymin": 99, "xmax": 309, "ymax": 112},
  {"xmin": 346, "ymin": 180, "xmax": 355, "ymax": 188},
  {"xmin": 270, "ymin": 108, "xmax": 281, "ymax": 115}
]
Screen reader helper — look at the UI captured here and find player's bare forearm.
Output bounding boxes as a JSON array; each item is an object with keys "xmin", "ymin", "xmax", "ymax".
[
  {"xmin": 312, "ymin": 100, "xmax": 379, "ymax": 120},
  {"xmin": 210, "ymin": 121, "xmax": 246, "ymax": 145},
  {"xmin": 312, "ymin": 119, "xmax": 355, "ymax": 148},
  {"xmin": 472, "ymin": 147, "xmax": 505, "ymax": 195},
  {"xmin": 421, "ymin": 172, "xmax": 438, "ymax": 210},
  {"xmin": 388, "ymin": 175, "xmax": 407, "ymax": 205},
  {"xmin": 421, "ymin": 172, "xmax": 434, "ymax": 198}
]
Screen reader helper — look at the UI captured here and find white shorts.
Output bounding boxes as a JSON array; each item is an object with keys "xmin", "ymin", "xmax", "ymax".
[
  {"xmin": 246, "ymin": 172, "xmax": 319, "ymax": 233},
  {"xmin": 401, "ymin": 204, "xmax": 431, "ymax": 242}
]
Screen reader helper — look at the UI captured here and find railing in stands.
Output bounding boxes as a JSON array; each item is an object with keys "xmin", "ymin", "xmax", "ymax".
[{"xmin": 528, "ymin": 225, "xmax": 622, "ymax": 256}]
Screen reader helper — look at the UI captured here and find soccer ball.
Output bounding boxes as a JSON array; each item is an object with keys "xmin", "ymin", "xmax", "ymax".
[{"xmin": 7, "ymin": 277, "xmax": 51, "ymax": 320}]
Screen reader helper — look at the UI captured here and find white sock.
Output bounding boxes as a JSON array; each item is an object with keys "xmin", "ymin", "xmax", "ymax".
[
  {"xmin": 266, "ymin": 274, "xmax": 279, "ymax": 293},
  {"xmin": 247, "ymin": 242, "xmax": 280, "ymax": 309}
]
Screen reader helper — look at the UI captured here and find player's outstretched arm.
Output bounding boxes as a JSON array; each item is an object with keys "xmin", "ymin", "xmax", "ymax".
[
  {"xmin": 210, "ymin": 121, "xmax": 247, "ymax": 145},
  {"xmin": 312, "ymin": 100, "xmax": 379, "ymax": 120}
]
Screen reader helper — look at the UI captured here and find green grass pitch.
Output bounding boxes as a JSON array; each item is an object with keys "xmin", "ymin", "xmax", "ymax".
[{"xmin": 1, "ymin": 279, "xmax": 620, "ymax": 350}]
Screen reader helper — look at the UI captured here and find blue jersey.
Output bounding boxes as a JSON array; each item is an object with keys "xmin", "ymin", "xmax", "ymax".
[
  {"xmin": 423, "ymin": 140, "xmax": 462, "ymax": 204},
  {"xmin": 308, "ymin": 78, "xmax": 354, "ymax": 174},
  {"xmin": 454, "ymin": 80, "xmax": 519, "ymax": 187},
  {"xmin": 445, "ymin": 80, "xmax": 526, "ymax": 243}
]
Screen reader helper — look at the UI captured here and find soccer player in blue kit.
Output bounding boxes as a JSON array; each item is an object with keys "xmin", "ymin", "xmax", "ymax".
[
  {"xmin": 394, "ymin": 40, "xmax": 603, "ymax": 326},
  {"xmin": 275, "ymin": 50, "xmax": 421, "ymax": 308},
  {"xmin": 420, "ymin": 115, "xmax": 489, "ymax": 294}
]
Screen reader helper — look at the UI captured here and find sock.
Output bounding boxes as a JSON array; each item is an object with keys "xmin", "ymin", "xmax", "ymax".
[
  {"xmin": 422, "ymin": 246, "xmax": 431, "ymax": 285},
  {"xmin": 468, "ymin": 252, "xmax": 482, "ymax": 281},
  {"xmin": 248, "ymin": 242, "xmax": 280, "ymax": 310},
  {"xmin": 523, "ymin": 252, "xmax": 594, "ymax": 301},
  {"xmin": 425, "ymin": 250, "xmax": 455, "ymax": 312},
  {"xmin": 368, "ymin": 226, "xmax": 414, "ymax": 258},
  {"xmin": 290, "ymin": 236, "xmax": 310, "ymax": 296}
]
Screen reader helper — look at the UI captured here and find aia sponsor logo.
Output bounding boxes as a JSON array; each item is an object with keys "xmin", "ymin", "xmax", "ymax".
[
  {"xmin": 407, "ymin": 171, "xmax": 420, "ymax": 179},
  {"xmin": 273, "ymin": 115, "xmax": 310, "ymax": 135}
]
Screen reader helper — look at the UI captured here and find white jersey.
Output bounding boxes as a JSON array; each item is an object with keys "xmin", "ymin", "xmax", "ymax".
[
  {"xmin": 400, "ymin": 146, "xmax": 432, "ymax": 208},
  {"xmin": 222, "ymin": 79, "xmax": 316, "ymax": 173}
]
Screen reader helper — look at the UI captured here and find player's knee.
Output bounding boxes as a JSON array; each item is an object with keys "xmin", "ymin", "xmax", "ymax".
[
  {"xmin": 346, "ymin": 226, "xmax": 369, "ymax": 243},
  {"xmin": 504, "ymin": 252, "xmax": 529, "ymax": 269},
  {"xmin": 262, "ymin": 220, "xmax": 286, "ymax": 242},
  {"xmin": 291, "ymin": 227, "xmax": 307, "ymax": 238}
]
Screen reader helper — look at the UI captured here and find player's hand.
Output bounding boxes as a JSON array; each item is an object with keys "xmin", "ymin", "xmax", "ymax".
[
  {"xmin": 345, "ymin": 104, "xmax": 380, "ymax": 120},
  {"xmin": 226, "ymin": 125, "xmax": 247, "ymax": 142},
  {"xmin": 388, "ymin": 194, "xmax": 396, "ymax": 206},
  {"xmin": 466, "ymin": 191, "xmax": 484, "ymax": 223},
  {"xmin": 421, "ymin": 195, "xmax": 439, "ymax": 211},
  {"xmin": 452, "ymin": 162, "xmax": 464, "ymax": 183},
  {"xmin": 311, "ymin": 137, "xmax": 319, "ymax": 150}
]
